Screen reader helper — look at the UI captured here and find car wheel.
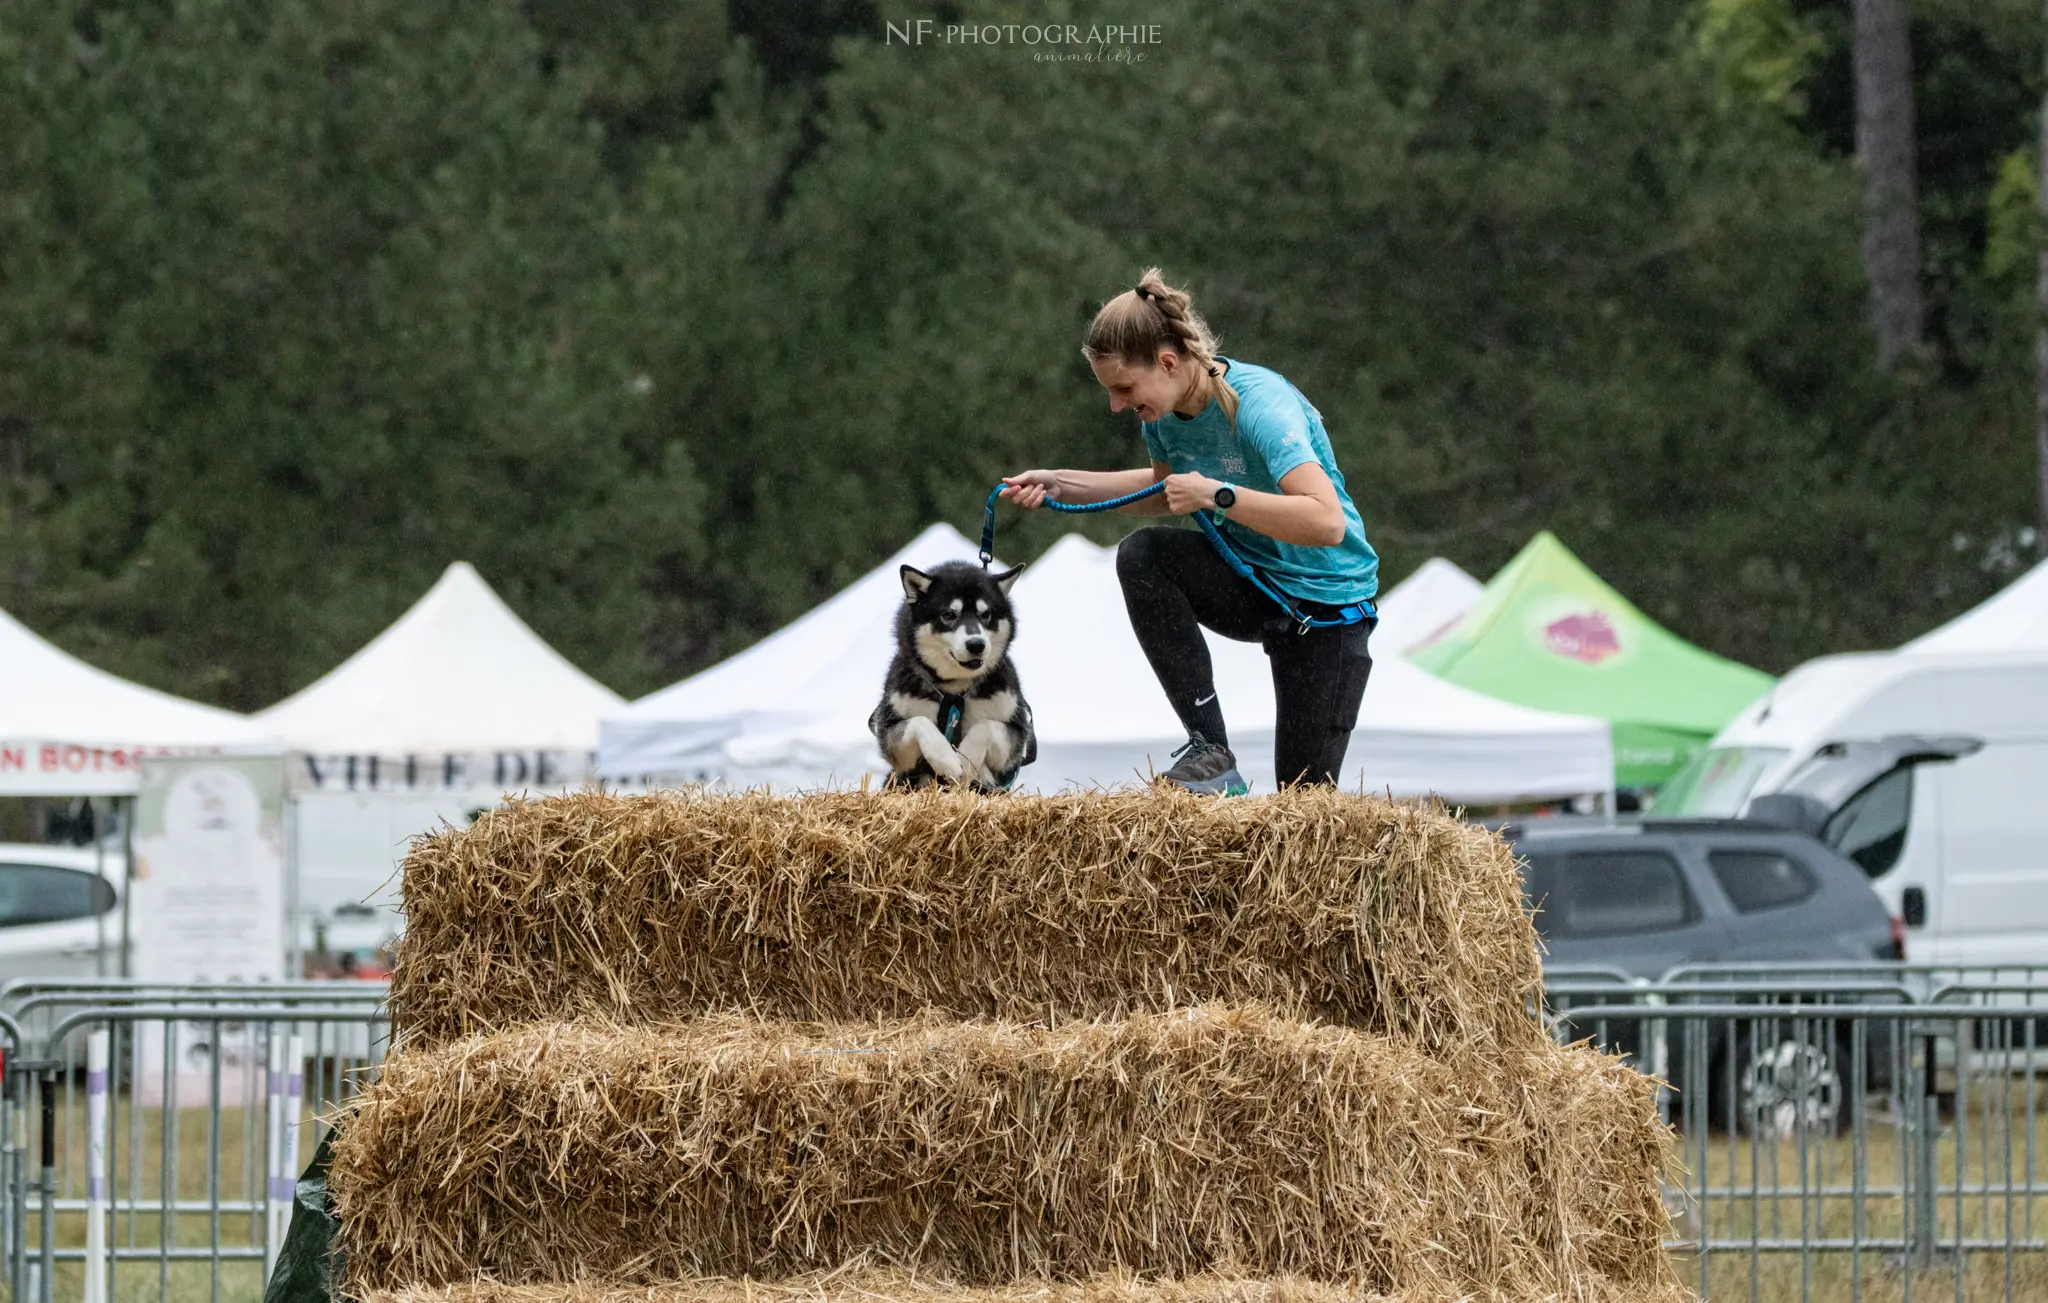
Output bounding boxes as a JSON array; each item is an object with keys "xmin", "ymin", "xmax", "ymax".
[{"xmin": 1734, "ymin": 1033, "xmax": 1847, "ymax": 1138}]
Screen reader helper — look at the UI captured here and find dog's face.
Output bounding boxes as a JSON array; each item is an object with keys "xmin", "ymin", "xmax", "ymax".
[{"xmin": 900, "ymin": 562, "xmax": 1023, "ymax": 682}]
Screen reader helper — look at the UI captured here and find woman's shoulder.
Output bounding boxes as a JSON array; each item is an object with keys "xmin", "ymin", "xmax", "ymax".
[
  {"xmin": 1221, "ymin": 360, "xmax": 1317, "ymax": 424},
  {"xmin": 1221, "ymin": 357, "xmax": 1284, "ymax": 388}
]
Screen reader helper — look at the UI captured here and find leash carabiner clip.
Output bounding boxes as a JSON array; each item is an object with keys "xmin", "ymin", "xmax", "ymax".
[{"xmin": 978, "ymin": 485, "xmax": 1004, "ymax": 569}]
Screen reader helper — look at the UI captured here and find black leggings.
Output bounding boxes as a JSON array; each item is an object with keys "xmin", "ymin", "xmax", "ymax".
[{"xmin": 1115, "ymin": 525, "xmax": 1375, "ymax": 788}]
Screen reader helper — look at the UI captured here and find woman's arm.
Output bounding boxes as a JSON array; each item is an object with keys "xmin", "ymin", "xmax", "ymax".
[
  {"xmin": 1161, "ymin": 462, "xmax": 1347, "ymax": 546},
  {"xmin": 1001, "ymin": 464, "xmax": 1174, "ymax": 514}
]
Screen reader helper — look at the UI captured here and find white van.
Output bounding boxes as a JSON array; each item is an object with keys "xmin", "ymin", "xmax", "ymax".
[
  {"xmin": 1651, "ymin": 651, "xmax": 2048, "ymax": 967},
  {"xmin": 0, "ymin": 843, "xmax": 126, "ymax": 982}
]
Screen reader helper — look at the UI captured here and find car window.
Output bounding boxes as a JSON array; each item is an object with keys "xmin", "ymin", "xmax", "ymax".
[
  {"xmin": 1709, "ymin": 850, "xmax": 1817, "ymax": 913},
  {"xmin": 1822, "ymin": 767, "xmax": 1912, "ymax": 879},
  {"xmin": 1650, "ymin": 746, "xmax": 1789, "ymax": 817},
  {"xmin": 0, "ymin": 863, "xmax": 114, "ymax": 929},
  {"xmin": 1554, "ymin": 850, "xmax": 1696, "ymax": 937}
]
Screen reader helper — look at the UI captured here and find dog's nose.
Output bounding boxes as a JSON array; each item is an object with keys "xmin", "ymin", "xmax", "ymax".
[{"xmin": 964, "ymin": 637, "xmax": 986, "ymax": 655}]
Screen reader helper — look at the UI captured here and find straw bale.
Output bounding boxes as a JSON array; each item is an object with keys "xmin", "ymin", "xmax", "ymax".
[
  {"xmin": 363, "ymin": 1271, "xmax": 1699, "ymax": 1303},
  {"xmin": 332, "ymin": 1009, "xmax": 1679, "ymax": 1298},
  {"xmin": 389, "ymin": 788, "xmax": 1543, "ymax": 1055}
]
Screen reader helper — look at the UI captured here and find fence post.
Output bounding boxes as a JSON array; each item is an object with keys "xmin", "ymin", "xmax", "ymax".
[
  {"xmin": 1910, "ymin": 1024, "xmax": 1941, "ymax": 1268},
  {"xmin": 84, "ymin": 1030, "xmax": 107, "ymax": 1303},
  {"xmin": 281, "ymin": 1036, "xmax": 304, "ymax": 1199},
  {"xmin": 39, "ymin": 1064, "xmax": 56, "ymax": 1303},
  {"xmin": 1635, "ymin": 979, "xmax": 1671, "ymax": 1125},
  {"xmin": 0, "ymin": 1044, "xmax": 12, "ymax": 1299},
  {"xmin": 264, "ymin": 1032, "xmax": 286, "ymax": 1281},
  {"xmin": 9, "ymin": 1059, "xmax": 25, "ymax": 1303}
]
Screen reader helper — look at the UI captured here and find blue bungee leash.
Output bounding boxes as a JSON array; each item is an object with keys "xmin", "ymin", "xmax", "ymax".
[{"xmin": 979, "ymin": 481, "xmax": 1375, "ymax": 633}]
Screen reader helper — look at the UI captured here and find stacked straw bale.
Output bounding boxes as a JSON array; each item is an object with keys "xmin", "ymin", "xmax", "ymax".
[
  {"xmin": 339, "ymin": 788, "xmax": 1685, "ymax": 1303},
  {"xmin": 389, "ymin": 788, "xmax": 1545, "ymax": 1057},
  {"xmin": 333, "ymin": 1010, "xmax": 1675, "ymax": 1297}
]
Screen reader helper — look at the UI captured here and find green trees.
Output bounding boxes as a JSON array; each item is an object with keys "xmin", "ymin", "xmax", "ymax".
[
  {"xmin": 2, "ymin": 0, "xmax": 705, "ymax": 705},
  {"xmin": 1, "ymin": 0, "xmax": 2040, "ymax": 706}
]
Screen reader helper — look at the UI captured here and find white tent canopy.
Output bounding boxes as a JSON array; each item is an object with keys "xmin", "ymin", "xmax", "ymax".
[
  {"xmin": 256, "ymin": 562, "xmax": 622, "ymax": 792},
  {"xmin": 724, "ymin": 532, "xmax": 1614, "ymax": 803},
  {"xmin": 1905, "ymin": 555, "xmax": 2048, "ymax": 654},
  {"xmin": 599, "ymin": 523, "xmax": 986, "ymax": 778},
  {"xmin": 0, "ymin": 607, "xmax": 274, "ymax": 796},
  {"xmin": 1374, "ymin": 557, "xmax": 1483, "ymax": 657}
]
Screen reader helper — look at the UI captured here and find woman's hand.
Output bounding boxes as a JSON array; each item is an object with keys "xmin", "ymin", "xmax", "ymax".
[
  {"xmin": 1000, "ymin": 469, "xmax": 1061, "ymax": 510},
  {"xmin": 1162, "ymin": 472, "xmax": 1222, "ymax": 514}
]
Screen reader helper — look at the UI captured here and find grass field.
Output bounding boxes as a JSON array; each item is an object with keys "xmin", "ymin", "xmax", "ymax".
[{"xmin": 6, "ymin": 1092, "xmax": 2045, "ymax": 1303}]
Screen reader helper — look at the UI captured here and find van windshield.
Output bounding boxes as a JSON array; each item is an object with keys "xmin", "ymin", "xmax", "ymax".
[{"xmin": 1649, "ymin": 746, "xmax": 1789, "ymax": 817}]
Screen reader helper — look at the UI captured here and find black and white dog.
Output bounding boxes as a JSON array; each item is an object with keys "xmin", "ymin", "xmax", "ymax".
[{"xmin": 868, "ymin": 561, "xmax": 1036, "ymax": 790}]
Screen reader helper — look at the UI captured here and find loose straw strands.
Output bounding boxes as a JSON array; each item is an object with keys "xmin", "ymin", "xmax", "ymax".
[
  {"xmin": 362, "ymin": 1271, "xmax": 1700, "ymax": 1303},
  {"xmin": 332, "ymin": 1009, "xmax": 1677, "ymax": 1299},
  {"xmin": 390, "ymin": 788, "xmax": 1545, "ymax": 1056}
]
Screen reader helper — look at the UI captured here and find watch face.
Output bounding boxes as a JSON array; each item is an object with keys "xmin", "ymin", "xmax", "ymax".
[{"xmin": 1215, "ymin": 486, "xmax": 1236, "ymax": 509}]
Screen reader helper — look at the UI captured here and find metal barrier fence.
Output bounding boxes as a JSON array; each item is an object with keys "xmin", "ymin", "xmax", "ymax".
[
  {"xmin": 0, "ymin": 982, "xmax": 391, "ymax": 1303},
  {"xmin": 0, "ymin": 968, "xmax": 2038, "ymax": 1303},
  {"xmin": 1547, "ymin": 963, "xmax": 2048, "ymax": 1302}
]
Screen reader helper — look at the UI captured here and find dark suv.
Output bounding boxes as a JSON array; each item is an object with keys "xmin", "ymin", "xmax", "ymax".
[
  {"xmin": 1508, "ymin": 817, "xmax": 1903, "ymax": 1132},
  {"xmin": 1510, "ymin": 818, "xmax": 1901, "ymax": 976}
]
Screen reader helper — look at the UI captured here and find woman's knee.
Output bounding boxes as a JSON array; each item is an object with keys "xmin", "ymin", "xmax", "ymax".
[{"xmin": 1114, "ymin": 526, "xmax": 1180, "ymax": 589}]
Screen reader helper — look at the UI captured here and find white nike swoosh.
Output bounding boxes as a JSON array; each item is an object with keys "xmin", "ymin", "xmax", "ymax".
[{"xmin": 1194, "ymin": 692, "xmax": 1217, "ymax": 707}]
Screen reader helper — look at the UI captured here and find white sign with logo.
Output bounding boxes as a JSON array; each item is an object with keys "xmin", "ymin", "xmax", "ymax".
[{"xmin": 132, "ymin": 756, "xmax": 288, "ymax": 1104}]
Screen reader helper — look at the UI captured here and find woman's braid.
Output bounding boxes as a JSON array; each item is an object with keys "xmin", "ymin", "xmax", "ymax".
[
  {"xmin": 1132, "ymin": 268, "xmax": 1240, "ymax": 424},
  {"xmin": 1135, "ymin": 273, "xmax": 1216, "ymax": 371}
]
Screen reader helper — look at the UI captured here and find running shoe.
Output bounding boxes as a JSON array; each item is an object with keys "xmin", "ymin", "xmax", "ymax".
[{"xmin": 1157, "ymin": 732, "xmax": 1250, "ymax": 796}]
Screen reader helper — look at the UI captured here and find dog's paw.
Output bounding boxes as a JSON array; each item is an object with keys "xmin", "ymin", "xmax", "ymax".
[
  {"xmin": 963, "ymin": 755, "xmax": 1006, "ymax": 789},
  {"xmin": 921, "ymin": 743, "xmax": 967, "ymax": 782}
]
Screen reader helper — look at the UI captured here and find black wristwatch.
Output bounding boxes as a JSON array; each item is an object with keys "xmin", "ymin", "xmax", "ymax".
[{"xmin": 1213, "ymin": 483, "xmax": 1237, "ymax": 511}]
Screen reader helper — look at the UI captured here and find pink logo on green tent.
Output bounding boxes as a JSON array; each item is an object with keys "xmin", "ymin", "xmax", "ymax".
[
  {"xmin": 1406, "ymin": 531, "xmax": 1774, "ymax": 787},
  {"xmin": 1544, "ymin": 611, "xmax": 1620, "ymax": 664}
]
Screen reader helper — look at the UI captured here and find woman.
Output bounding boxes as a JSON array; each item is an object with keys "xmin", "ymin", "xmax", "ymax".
[{"xmin": 1003, "ymin": 269, "xmax": 1380, "ymax": 793}]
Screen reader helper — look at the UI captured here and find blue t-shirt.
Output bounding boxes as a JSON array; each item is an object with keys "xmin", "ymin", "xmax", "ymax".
[{"xmin": 1140, "ymin": 358, "xmax": 1379, "ymax": 606}]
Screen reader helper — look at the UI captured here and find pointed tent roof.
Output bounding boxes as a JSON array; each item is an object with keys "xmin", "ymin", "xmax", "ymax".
[
  {"xmin": 0, "ymin": 607, "xmax": 275, "ymax": 795},
  {"xmin": 1374, "ymin": 558, "xmax": 1484, "ymax": 657},
  {"xmin": 1905, "ymin": 555, "xmax": 2048, "ymax": 653},
  {"xmin": 599, "ymin": 523, "xmax": 986, "ymax": 776},
  {"xmin": 1409, "ymin": 531, "xmax": 1771, "ymax": 787},
  {"xmin": 723, "ymin": 531, "xmax": 1614, "ymax": 803},
  {"xmin": 255, "ymin": 562, "xmax": 623, "ymax": 753}
]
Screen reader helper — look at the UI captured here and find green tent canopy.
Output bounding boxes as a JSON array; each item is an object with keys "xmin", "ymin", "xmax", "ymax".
[{"xmin": 1408, "ymin": 532, "xmax": 1773, "ymax": 787}]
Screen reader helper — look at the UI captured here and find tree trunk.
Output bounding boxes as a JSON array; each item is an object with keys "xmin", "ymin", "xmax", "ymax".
[
  {"xmin": 1853, "ymin": 0, "xmax": 1923, "ymax": 367},
  {"xmin": 0, "ymin": 413, "xmax": 24, "ymax": 606},
  {"xmin": 2038, "ymin": 0, "xmax": 2048, "ymax": 556}
]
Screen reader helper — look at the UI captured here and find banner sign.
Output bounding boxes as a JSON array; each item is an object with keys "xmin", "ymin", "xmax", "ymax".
[
  {"xmin": 0, "ymin": 740, "xmax": 263, "ymax": 797},
  {"xmin": 288, "ymin": 748, "xmax": 599, "ymax": 794}
]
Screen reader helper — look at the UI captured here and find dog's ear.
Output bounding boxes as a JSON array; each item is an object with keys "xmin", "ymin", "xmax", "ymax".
[
  {"xmin": 990, "ymin": 564, "xmax": 1025, "ymax": 595},
  {"xmin": 900, "ymin": 566, "xmax": 933, "ymax": 600}
]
